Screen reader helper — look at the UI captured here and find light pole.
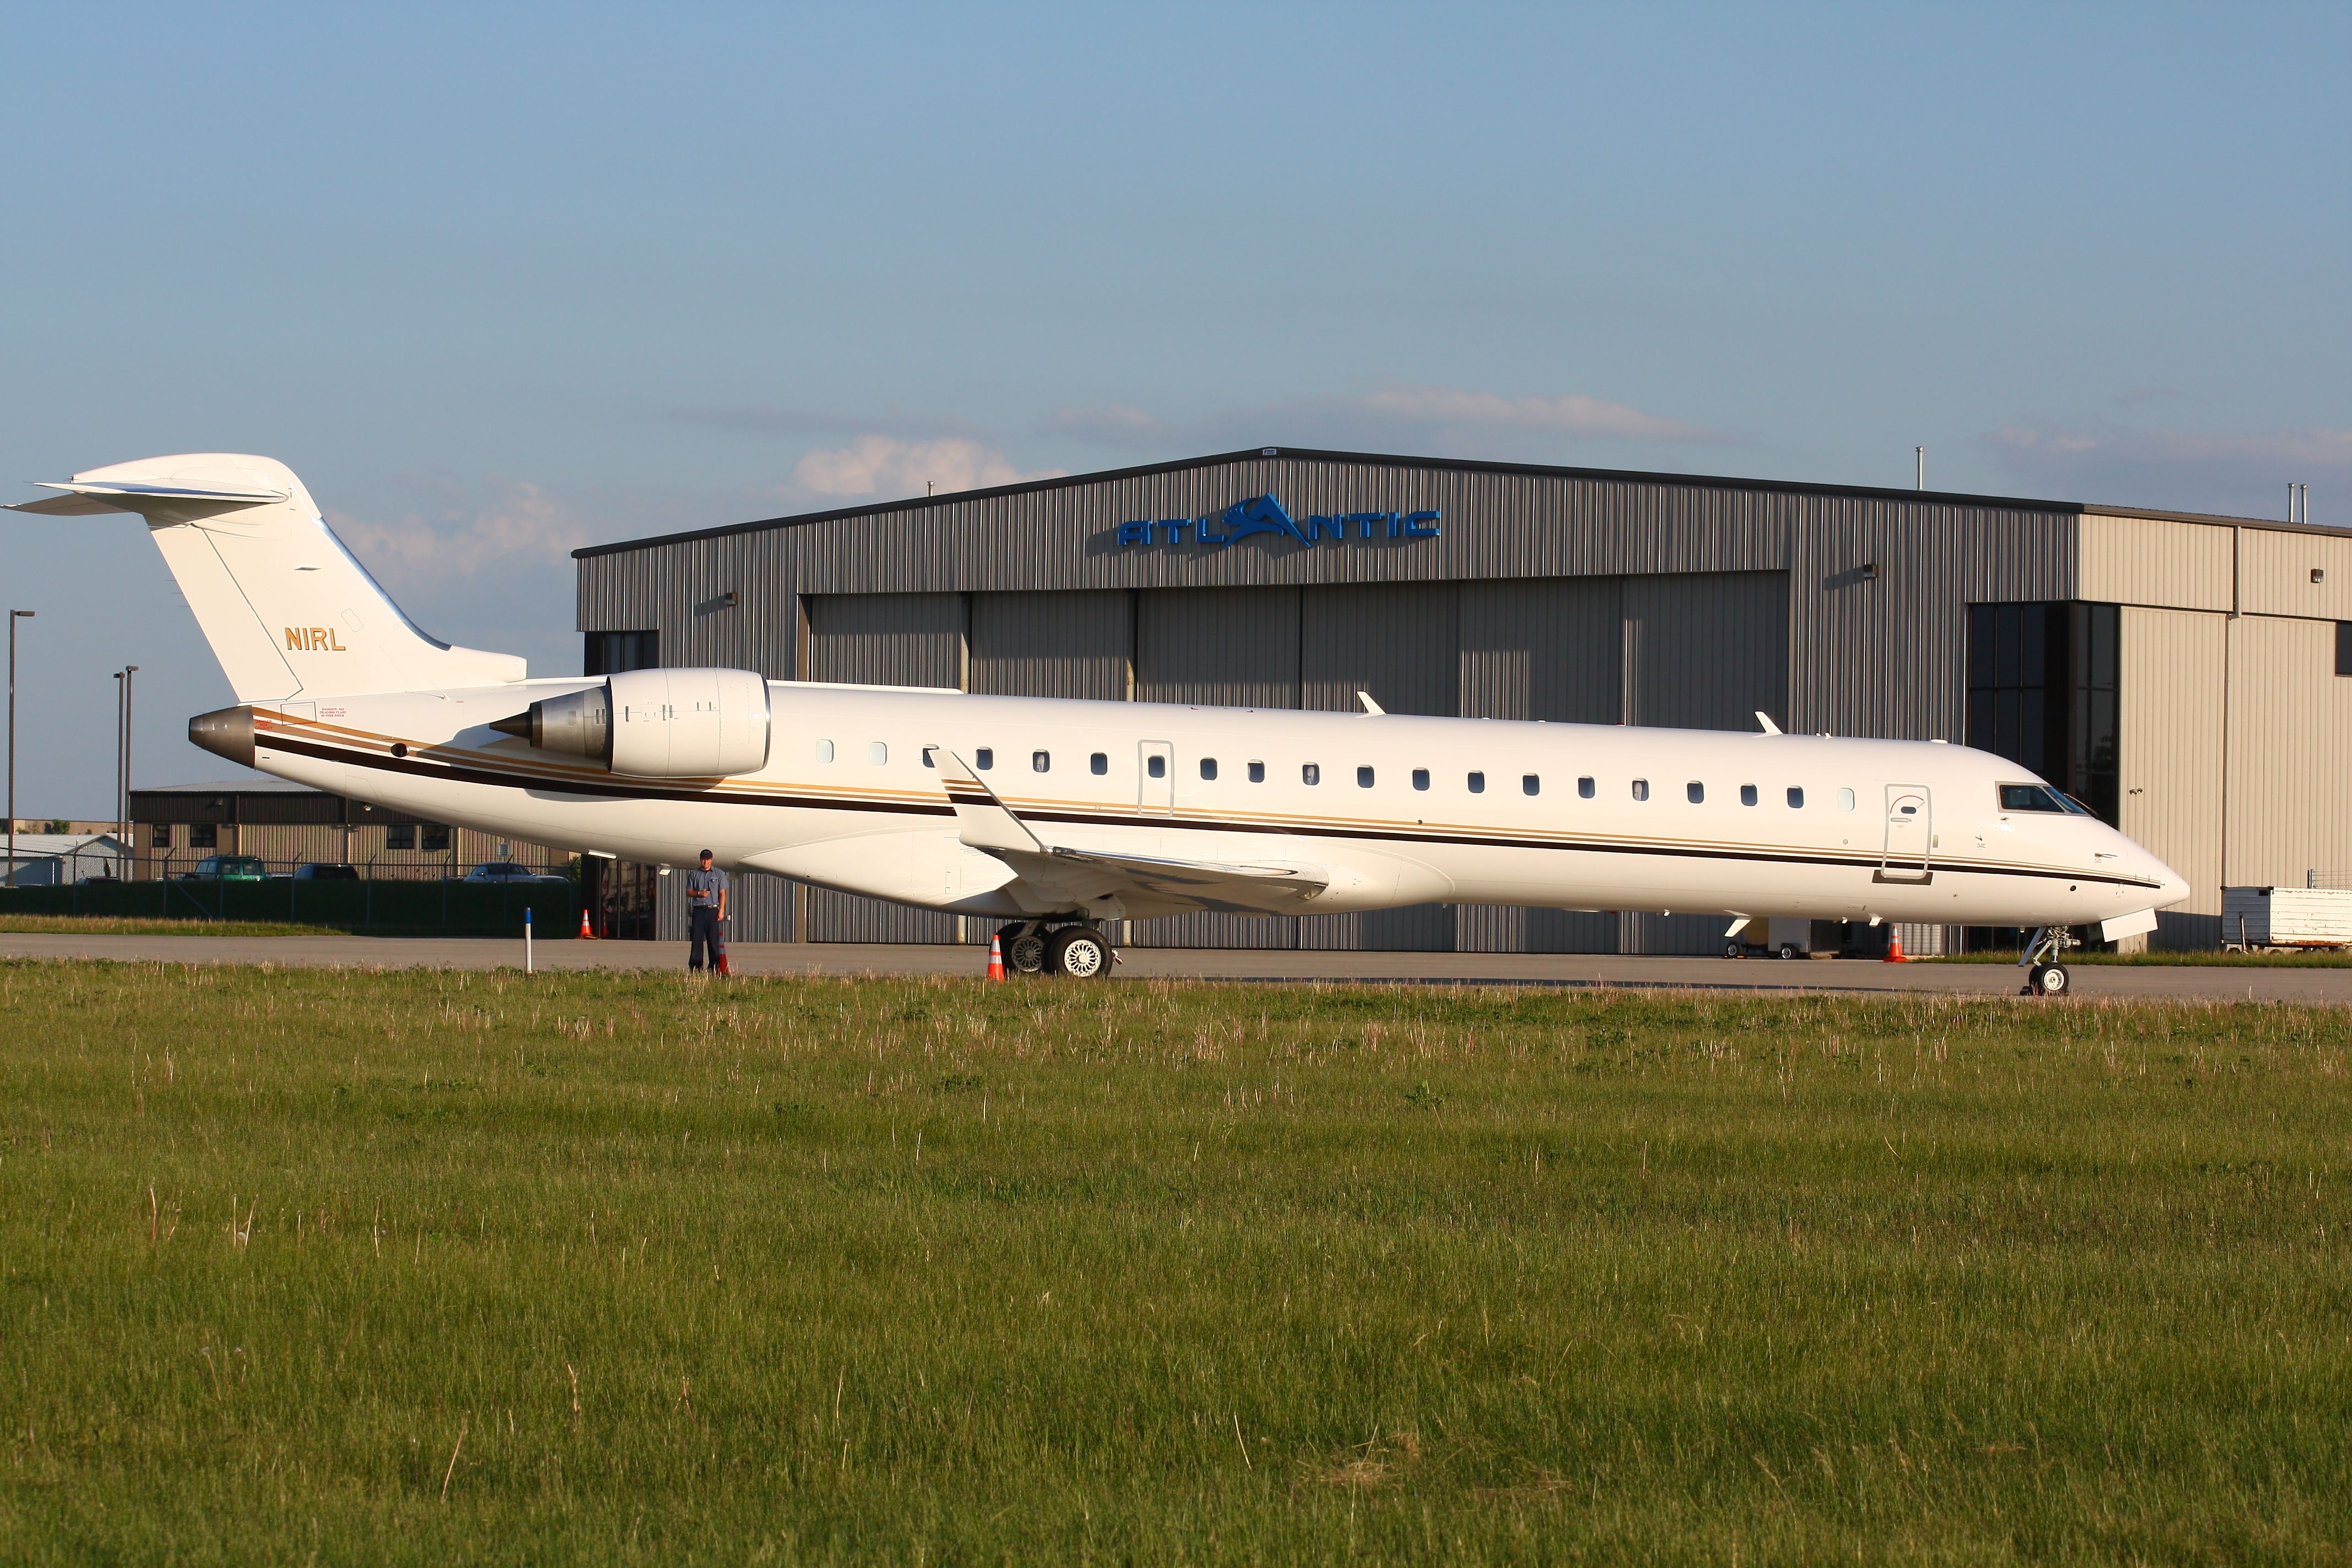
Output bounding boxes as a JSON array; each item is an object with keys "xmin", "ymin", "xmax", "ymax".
[
  {"xmin": 6, "ymin": 610, "xmax": 32, "ymax": 890},
  {"xmin": 113, "ymin": 664, "xmax": 139, "ymax": 873}
]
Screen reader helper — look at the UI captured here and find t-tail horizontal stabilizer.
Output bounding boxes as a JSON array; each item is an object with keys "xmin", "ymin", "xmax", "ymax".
[{"xmin": 8, "ymin": 453, "xmax": 526, "ymax": 703}]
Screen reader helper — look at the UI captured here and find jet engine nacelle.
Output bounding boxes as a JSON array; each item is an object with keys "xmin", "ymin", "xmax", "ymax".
[{"xmin": 498, "ymin": 668, "xmax": 772, "ymax": 778}]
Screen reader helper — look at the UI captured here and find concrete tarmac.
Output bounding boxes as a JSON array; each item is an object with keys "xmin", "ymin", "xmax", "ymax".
[{"xmin": 2, "ymin": 931, "xmax": 2347, "ymax": 1002}]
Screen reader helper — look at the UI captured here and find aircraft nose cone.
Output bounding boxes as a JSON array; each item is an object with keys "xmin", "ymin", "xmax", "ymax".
[{"xmin": 2149, "ymin": 858, "xmax": 2192, "ymax": 908}]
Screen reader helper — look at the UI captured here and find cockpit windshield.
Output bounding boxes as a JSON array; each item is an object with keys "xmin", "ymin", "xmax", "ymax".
[{"xmin": 1999, "ymin": 782, "xmax": 2088, "ymax": 815}]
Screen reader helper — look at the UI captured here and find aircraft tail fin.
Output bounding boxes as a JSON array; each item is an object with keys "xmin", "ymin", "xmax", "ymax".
[{"xmin": 10, "ymin": 454, "xmax": 526, "ymax": 701}]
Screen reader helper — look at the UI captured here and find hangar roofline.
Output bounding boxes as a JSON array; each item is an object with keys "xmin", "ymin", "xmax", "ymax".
[{"xmin": 571, "ymin": 444, "xmax": 2331, "ymax": 559}]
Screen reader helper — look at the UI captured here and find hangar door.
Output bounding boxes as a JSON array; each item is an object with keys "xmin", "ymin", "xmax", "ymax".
[{"xmin": 801, "ymin": 593, "xmax": 965, "ymax": 943}]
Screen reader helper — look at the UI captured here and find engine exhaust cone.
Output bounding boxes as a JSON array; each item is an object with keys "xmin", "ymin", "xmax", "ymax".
[{"xmin": 489, "ymin": 708, "xmax": 536, "ymax": 743}]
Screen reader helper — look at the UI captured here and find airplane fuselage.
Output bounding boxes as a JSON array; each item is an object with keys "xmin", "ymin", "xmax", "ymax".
[{"xmin": 239, "ymin": 679, "xmax": 2185, "ymax": 932}]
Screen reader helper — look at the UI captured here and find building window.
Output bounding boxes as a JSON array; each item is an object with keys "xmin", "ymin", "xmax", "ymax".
[
  {"xmin": 1686, "ymin": 782, "xmax": 1705, "ymax": 803},
  {"xmin": 1302, "ymin": 764, "xmax": 1320, "ymax": 785},
  {"xmin": 816, "ymin": 739, "xmax": 835, "ymax": 763},
  {"xmin": 423, "ymin": 824, "xmax": 451, "ymax": 853},
  {"xmin": 1248, "ymin": 761, "xmax": 1265, "ymax": 783},
  {"xmin": 1357, "ymin": 766, "xmax": 1375, "ymax": 788},
  {"xmin": 190, "ymin": 823, "xmax": 217, "ymax": 849},
  {"xmin": 1966, "ymin": 601, "xmax": 2119, "ymax": 823},
  {"xmin": 1033, "ymin": 750, "xmax": 1051, "ymax": 773},
  {"xmin": 2338, "ymin": 622, "xmax": 2352, "ymax": 676},
  {"xmin": 1200, "ymin": 758, "xmax": 1218, "ymax": 781},
  {"xmin": 1467, "ymin": 771, "xmax": 1485, "ymax": 793},
  {"xmin": 1411, "ymin": 768, "xmax": 1430, "ymax": 791},
  {"xmin": 1577, "ymin": 776, "xmax": 1595, "ymax": 798},
  {"xmin": 1091, "ymin": 753, "xmax": 1108, "ymax": 775},
  {"xmin": 1631, "ymin": 779, "xmax": 1649, "ymax": 802},
  {"xmin": 975, "ymin": 748, "xmax": 993, "ymax": 770},
  {"xmin": 585, "ymin": 629, "xmax": 659, "ymax": 676},
  {"xmin": 1522, "ymin": 774, "xmax": 1540, "ymax": 796},
  {"xmin": 1837, "ymin": 787, "xmax": 1855, "ymax": 810},
  {"xmin": 385, "ymin": 824, "xmax": 415, "ymax": 851},
  {"xmin": 149, "ymin": 823, "xmax": 172, "ymax": 848},
  {"xmin": 869, "ymin": 742, "xmax": 889, "ymax": 764},
  {"xmin": 1740, "ymin": 784, "xmax": 1758, "ymax": 806},
  {"xmin": 1787, "ymin": 786, "xmax": 1805, "ymax": 808}
]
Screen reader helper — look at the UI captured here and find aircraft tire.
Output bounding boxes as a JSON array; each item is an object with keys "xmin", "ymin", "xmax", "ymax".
[
  {"xmin": 1048, "ymin": 925, "xmax": 1110, "ymax": 979},
  {"xmin": 2028, "ymin": 963, "xmax": 2070, "ymax": 997},
  {"xmin": 999, "ymin": 924, "xmax": 1048, "ymax": 974}
]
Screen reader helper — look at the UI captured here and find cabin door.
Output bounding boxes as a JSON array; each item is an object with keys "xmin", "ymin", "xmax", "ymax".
[
  {"xmin": 1139, "ymin": 740, "xmax": 1175, "ymax": 815},
  {"xmin": 1880, "ymin": 784, "xmax": 1932, "ymax": 881}
]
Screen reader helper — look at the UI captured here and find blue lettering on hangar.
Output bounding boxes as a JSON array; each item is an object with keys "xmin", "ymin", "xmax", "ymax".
[{"xmin": 1115, "ymin": 494, "xmax": 1441, "ymax": 549}]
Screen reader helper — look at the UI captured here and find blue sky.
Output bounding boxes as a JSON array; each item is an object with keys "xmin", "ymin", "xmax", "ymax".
[{"xmin": 3, "ymin": 2, "xmax": 2348, "ymax": 814}]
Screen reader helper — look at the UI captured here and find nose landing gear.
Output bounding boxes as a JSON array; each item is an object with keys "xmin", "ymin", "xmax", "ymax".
[{"xmin": 2019, "ymin": 925, "xmax": 2078, "ymax": 997}]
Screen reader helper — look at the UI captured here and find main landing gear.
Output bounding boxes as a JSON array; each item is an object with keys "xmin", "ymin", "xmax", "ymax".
[
  {"xmin": 994, "ymin": 918, "xmax": 1116, "ymax": 979},
  {"xmin": 2019, "ymin": 925, "xmax": 2078, "ymax": 997}
]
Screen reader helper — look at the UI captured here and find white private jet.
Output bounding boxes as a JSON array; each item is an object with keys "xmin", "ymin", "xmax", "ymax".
[{"xmin": 15, "ymin": 454, "xmax": 2190, "ymax": 993}]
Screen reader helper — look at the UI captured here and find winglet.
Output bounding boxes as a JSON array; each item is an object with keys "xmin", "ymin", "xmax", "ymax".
[
  {"xmin": 931, "ymin": 747, "xmax": 1046, "ymax": 854},
  {"xmin": 1755, "ymin": 711, "xmax": 1782, "ymax": 735},
  {"xmin": 1358, "ymin": 691, "xmax": 1385, "ymax": 716}
]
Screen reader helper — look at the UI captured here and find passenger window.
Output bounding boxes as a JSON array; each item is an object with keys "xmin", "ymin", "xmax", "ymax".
[
  {"xmin": 1032, "ymin": 750, "xmax": 1050, "ymax": 773},
  {"xmin": 1467, "ymin": 771, "xmax": 1485, "ymax": 793},
  {"xmin": 1686, "ymin": 781, "xmax": 1704, "ymax": 804},
  {"xmin": 1740, "ymin": 784, "xmax": 1758, "ymax": 806},
  {"xmin": 1412, "ymin": 768, "xmax": 1430, "ymax": 791},
  {"xmin": 1248, "ymin": 760, "xmax": 1265, "ymax": 782},
  {"xmin": 1201, "ymin": 758, "xmax": 1219, "ymax": 781},
  {"xmin": 1632, "ymin": 778, "xmax": 1650, "ymax": 801},
  {"xmin": 1577, "ymin": 776, "xmax": 1595, "ymax": 799},
  {"xmin": 1837, "ymin": 787, "xmax": 1856, "ymax": 810},
  {"xmin": 816, "ymin": 739, "xmax": 835, "ymax": 763},
  {"xmin": 1357, "ymin": 766, "xmax": 1375, "ymax": 788},
  {"xmin": 1145, "ymin": 754, "xmax": 1164, "ymax": 779},
  {"xmin": 868, "ymin": 742, "xmax": 888, "ymax": 765},
  {"xmin": 1522, "ymin": 774, "xmax": 1540, "ymax": 796},
  {"xmin": 1090, "ymin": 752, "xmax": 1107, "ymax": 775},
  {"xmin": 975, "ymin": 748, "xmax": 993, "ymax": 770},
  {"xmin": 1302, "ymin": 763, "xmax": 1321, "ymax": 785},
  {"xmin": 1787, "ymin": 786, "xmax": 1804, "ymax": 808}
]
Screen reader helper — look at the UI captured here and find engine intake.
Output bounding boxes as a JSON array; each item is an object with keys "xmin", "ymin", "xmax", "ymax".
[{"xmin": 492, "ymin": 667, "xmax": 771, "ymax": 778}]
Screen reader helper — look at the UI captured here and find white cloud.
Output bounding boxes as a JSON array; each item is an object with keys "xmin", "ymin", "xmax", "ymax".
[
  {"xmin": 326, "ymin": 480, "xmax": 591, "ymax": 587},
  {"xmin": 791, "ymin": 436, "xmax": 1064, "ymax": 499},
  {"xmin": 1983, "ymin": 422, "xmax": 2352, "ymax": 520}
]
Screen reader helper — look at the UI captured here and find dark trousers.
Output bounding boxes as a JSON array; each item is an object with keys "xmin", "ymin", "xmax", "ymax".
[{"xmin": 689, "ymin": 906, "xmax": 722, "ymax": 971}]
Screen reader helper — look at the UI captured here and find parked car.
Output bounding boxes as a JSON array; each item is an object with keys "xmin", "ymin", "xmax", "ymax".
[
  {"xmin": 179, "ymin": 854, "xmax": 270, "ymax": 881},
  {"xmin": 462, "ymin": 861, "xmax": 568, "ymax": 884},
  {"xmin": 292, "ymin": 862, "xmax": 361, "ymax": 881}
]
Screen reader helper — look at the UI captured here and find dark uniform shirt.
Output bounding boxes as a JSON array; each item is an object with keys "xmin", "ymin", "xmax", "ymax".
[{"xmin": 684, "ymin": 865, "xmax": 729, "ymax": 908}]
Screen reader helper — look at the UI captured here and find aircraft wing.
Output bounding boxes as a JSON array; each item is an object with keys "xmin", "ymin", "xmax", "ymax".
[{"xmin": 932, "ymin": 747, "xmax": 1327, "ymax": 915}]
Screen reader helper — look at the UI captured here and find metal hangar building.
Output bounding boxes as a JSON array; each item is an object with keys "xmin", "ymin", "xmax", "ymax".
[{"xmin": 573, "ymin": 446, "xmax": 2352, "ymax": 953}]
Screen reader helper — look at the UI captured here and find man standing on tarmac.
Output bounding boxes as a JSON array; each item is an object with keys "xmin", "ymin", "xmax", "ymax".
[{"xmin": 684, "ymin": 849, "xmax": 728, "ymax": 974}]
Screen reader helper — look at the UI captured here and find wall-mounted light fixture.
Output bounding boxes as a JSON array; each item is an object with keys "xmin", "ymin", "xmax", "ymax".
[
  {"xmin": 2312, "ymin": 569, "xmax": 2326, "ymax": 584},
  {"xmin": 1859, "ymin": 562, "xmax": 1880, "ymax": 581}
]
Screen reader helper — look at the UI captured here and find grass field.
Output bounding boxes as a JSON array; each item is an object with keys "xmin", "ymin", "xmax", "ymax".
[
  {"xmin": 0, "ymin": 961, "xmax": 2345, "ymax": 1564},
  {"xmin": 0, "ymin": 915, "xmax": 343, "ymax": 938}
]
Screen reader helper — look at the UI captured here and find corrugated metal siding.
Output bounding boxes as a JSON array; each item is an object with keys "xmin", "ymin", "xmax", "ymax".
[
  {"xmin": 2235, "ymin": 528, "xmax": 2352, "ymax": 620},
  {"xmin": 1134, "ymin": 587, "xmax": 1300, "ymax": 709},
  {"xmin": 1126, "ymin": 913, "xmax": 1297, "ymax": 949},
  {"xmin": 1624, "ymin": 571, "xmax": 1790, "ymax": 732},
  {"xmin": 969, "ymin": 591, "xmax": 1131, "ymax": 699},
  {"xmin": 1300, "ymin": 584, "xmax": 1459, "ymax": 716},
  {"xmin": 2119, "ymin": 607, "xmax": 2225, "ymax": 948},
  {"xmin": 2224, "ymin": 615, "xmax": 2352, "ymax": 889},
  {"xmin": 2078, "ymin": 515, "xmax": 2233, "ymax": 612},
  {"xmin": 808, "ymin": 593, "xmax": 966, "ymax": 687},
  {"xmin": 1786, "ymin": 502, "xmax": 2074, "ymax": 742},
  {"xmin": 805, "ymin": 887, "xmax": 957, "ymax": 944},
  {"xmin": 1454, "ymin": 905, "xmax": 1617, "ymax": 953},
  {"xmin": 1458, "ymin": 578, "xmax": 1623, "ymax": 722}
]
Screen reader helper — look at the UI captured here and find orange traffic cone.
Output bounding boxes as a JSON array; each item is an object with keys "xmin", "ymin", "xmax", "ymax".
[
  {"xmin": 578, "ymin": 907, "xmax": 595, "ymax": 939},
  {"xmin": 1885, "ymin": 928, "xmax": 1906, "ymax": 962},
  {"xmin": 987, "ymin": 934, "xmax": 1005, "ymax": 981}
]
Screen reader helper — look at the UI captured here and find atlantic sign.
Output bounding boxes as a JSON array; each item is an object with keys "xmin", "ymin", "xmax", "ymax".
[{"xmin": 1115, "ymin": 494, "xmax": 1440, "ymax": 549}]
